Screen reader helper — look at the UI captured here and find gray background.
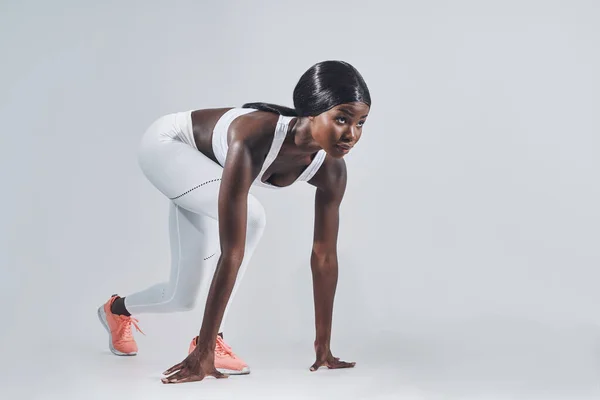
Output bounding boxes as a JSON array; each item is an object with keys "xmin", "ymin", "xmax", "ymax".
[{"xmin": 1, "ymin": 0, "xmax": 599, "ymax": 399}]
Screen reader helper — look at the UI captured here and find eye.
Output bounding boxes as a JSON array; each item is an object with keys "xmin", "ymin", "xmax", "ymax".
[
  {"xmin": 357, "ymin": 120, "xmax": 365, "ymax": 127},
  {"xmin": 336, "ymin": 116, "xmax": 347, "ymax": 124}
]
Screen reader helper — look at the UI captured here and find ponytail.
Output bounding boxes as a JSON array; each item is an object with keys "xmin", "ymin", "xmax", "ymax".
[{"xmin": 241, "ymin": 102, "xmax": 298, "ymax": 117}]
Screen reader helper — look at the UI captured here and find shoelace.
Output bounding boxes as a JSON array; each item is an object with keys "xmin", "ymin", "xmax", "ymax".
[
  {"xmin": 117, "ymin": 315, "xmax": 145, "ymax": 340},
  {"xmin": 215, "ymin": 337, "xmax": 235, "ymax": 358}
]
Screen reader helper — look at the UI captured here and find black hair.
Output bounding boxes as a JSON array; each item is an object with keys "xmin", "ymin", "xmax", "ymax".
[{"xmin": 242, "ymin": 60, "xmax": 371, "ymax": 117}]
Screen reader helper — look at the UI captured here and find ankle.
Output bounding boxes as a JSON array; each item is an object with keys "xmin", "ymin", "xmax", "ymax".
[{"xmin": 111, "ymin": 296, "xmax": 131, "ymax": 316}]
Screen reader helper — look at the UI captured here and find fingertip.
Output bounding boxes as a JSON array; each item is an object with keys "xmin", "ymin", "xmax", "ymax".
[{"xmin": 214, "ymin": 371, "xmax": 229, "ymax": 379}]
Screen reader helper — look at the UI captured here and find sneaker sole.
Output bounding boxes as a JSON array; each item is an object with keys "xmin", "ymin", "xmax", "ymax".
[
  {"xmin": 97, "ymin": 305, "xmax": 137, "ymax": 356},
  {"xmin": 217, "ymin": 367, "xmax": 250, "ymax": 375}
]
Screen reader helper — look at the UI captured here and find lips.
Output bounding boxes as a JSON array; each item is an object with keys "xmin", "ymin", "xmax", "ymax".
[{"xmin": 336, "ymin": 143, "xmax": 353, "ymax": 152}]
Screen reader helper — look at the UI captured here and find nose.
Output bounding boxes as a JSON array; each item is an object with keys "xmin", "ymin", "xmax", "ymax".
[{"xmin": 343, "ymin": 127, "xmax": 357, "ymax": 142}]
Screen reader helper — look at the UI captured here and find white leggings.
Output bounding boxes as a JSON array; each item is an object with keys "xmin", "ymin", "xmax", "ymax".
[{"xmin": 123, "ymin": 111, "xmax": 266, "ymax": 333}]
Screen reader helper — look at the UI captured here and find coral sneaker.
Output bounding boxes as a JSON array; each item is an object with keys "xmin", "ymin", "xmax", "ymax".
[
  {"xmin": 97, "ymin": 295, "xmax": 144, "ymax": 356},
  {"xmin": 188, "ymin": 335, "xmax": 250, "ymax": 375}
]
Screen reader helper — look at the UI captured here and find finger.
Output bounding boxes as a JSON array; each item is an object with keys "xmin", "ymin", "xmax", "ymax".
[
  {"xmin": 162, "ymin": 375, "xmax": 183, "ymax": 384},
  {"xmin": 162, "ymin": 374, "xmax": 205, "ymax": 384},
  {"xmin": 211, "ymin": 369, "xmax": 229, "ymax": 379},
  {"xmin": 161, "ymin": 375, "xmax": 204, "ymax": 384},
  {"xmin": 163, "ymin": 362, "xmax": 184, "ymax": 376},
  {"xmin": 328, "ymin": 360, "xmax": 356, "ymax": 369},
  {"xmin": 161, "ymin": 369, "xmax": 187, "ymax": 383},
  {"xmin": 161, "ymin": 369, "xmax": 199, "ymax": 384},
  {"xmin": 310, "ymin": 360, "xmax": 323, "ymax": 372}
]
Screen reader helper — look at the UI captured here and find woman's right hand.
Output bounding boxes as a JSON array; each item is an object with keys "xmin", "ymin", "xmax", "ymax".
[{"xmin": 161, "ymin": 345, "xmax": 228, "ymax": 384}]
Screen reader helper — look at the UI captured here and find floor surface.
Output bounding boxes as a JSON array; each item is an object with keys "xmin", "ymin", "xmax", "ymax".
[{"xmin": 3, "ymin": 318, "xmax": 600, "ymax": 399}]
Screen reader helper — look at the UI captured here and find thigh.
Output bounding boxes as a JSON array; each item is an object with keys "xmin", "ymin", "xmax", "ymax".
[
  {"xmin": 138, "ymin": 120, "xmax": 224, "ymax": 218},
  {"xmin": 169, "ymin": 202, "xmax": 220, "ymax": 265}
]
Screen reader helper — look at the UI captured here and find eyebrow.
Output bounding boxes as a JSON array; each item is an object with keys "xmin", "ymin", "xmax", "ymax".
[{"xmin": 338, "ymin": 108, "xmax": 369, "ymax": 118}]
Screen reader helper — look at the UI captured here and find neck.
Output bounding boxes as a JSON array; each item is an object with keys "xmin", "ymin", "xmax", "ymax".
[{"xmin": 288, "ymin": 117, "xmax": 320, "ymax": 153}]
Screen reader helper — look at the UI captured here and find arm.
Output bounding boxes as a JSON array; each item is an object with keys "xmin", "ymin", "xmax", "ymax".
[
  {"xmin": 162, "ymin": 139, "xmax": 258, "ymax": 383},
  {"xmin": 196, "ymin": 139, "xmax": 256, "ymax": 350},
  {"xmin": 308, "ymin": 156, "xmax": 356, "ymax": 371},
  {"xmin": 311, "ymin": 159, "xmax": 345, "ymax": 348}
]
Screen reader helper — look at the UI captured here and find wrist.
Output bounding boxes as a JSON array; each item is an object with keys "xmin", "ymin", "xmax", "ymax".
[
  {"xmin": 194, "ymin": 337, "xmax": 216, "ymax": 353},
  {"xmin": 314, "ymin": 337, "xmax": 330, "ymax": 349}
]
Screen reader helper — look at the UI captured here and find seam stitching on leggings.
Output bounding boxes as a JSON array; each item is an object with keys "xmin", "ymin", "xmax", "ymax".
[
  {"xmin": 203, "ymin": 253, "xmax": 216, "ymax": 261},
  {"xmin": 169, "ymin": 178, "xmax": 221, "ymax": 200}
]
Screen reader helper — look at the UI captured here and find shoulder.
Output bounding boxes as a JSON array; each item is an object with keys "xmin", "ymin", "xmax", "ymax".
[
  {"xmin": 228, "ymin": 109, "xmax": 281, "ymax": 161},
  {"xmin": 308, "ymin": 154, "xmax": 347, "ymax": 196},
  {"xmin": 229, "ymin": 109, "xmax": 279, "ymax": 143}
]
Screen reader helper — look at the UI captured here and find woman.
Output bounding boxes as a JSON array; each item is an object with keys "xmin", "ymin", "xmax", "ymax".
[{"xmin": 97, "ymin": 60, "xmax": 372, "ymax": 384}]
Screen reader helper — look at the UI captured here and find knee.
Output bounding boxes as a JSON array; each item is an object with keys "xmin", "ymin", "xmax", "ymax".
[{"xmin": 247, "ymin": 196, "xmax": 266, "ymax": 232}]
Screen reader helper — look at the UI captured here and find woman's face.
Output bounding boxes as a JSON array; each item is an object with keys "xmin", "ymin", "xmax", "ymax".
[{"xmin": 309, "ymin": 101, "xmax": 370, "ymax": 158}]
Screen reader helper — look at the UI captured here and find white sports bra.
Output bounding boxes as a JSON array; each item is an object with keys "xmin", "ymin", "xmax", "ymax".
[{"xmin": 211, "ymin": 108, "xmax": 327, "ymax": 189}]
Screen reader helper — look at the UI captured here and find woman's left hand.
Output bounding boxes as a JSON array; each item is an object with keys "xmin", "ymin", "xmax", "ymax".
[{"xmin": 309, "ymin": 343, "xmax": 356, "ymax": 371}]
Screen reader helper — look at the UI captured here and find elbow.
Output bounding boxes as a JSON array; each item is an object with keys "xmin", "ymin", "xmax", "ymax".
[
  {"xmin": 220, "ymin": 249, "xmax": 245, "ymax": 271},
  {"xmin": 311, "ymin": 249, "xmax": 337, "ymax": 271}
]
